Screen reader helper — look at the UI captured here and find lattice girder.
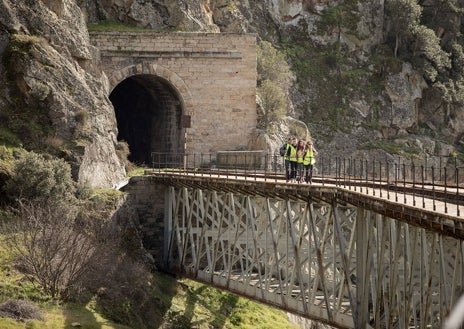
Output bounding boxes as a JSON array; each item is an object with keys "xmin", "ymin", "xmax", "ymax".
[{"xmin": 165, "ymin": 186, "xmax": 464, "ymax": 329}]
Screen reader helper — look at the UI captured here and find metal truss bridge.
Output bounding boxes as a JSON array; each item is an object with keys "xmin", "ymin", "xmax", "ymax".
[{"xmin": 147, "ymin": 153, "xmax": 464, "ymax": 328}]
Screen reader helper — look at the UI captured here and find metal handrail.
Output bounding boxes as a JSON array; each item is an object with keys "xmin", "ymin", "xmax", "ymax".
[{"xmin": 149, "ymin": 151, "xmax": 464, "ymax": 216}]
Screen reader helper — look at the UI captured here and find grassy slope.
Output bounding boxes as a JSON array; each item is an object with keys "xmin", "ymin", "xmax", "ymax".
[{"xmin": 0, "ymin": 236, "xmax": 299, "ymax": 329}]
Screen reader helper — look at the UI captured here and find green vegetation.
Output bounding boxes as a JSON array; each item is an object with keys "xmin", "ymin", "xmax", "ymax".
[
  {"xmin": 126, "ymin": 166, "xmax": 147, "ymax": 178},
  {"xmin": 319, "ymin": 1, "xmax": 359, "ymax": 37},
  {"xmin": 88, "ymin": 20, "xmax": 149, "ymax": 32},
  {"xmin": 0, "ymin": 151, "xmax": 300, "ymax": 328},
  {"xmin": 385, "ymin": 0, "xmax": 463, "ymax": 107},
  {"xmin": 257, "ymin": 41, "xmax": 293, "ymax": 89},
  {"xmin": 74, "ymin": 110, "xmax": 89, "ymax": 129},
  {"xmin": 4, "ymin": 35, "xmax": 47, "ymax": 61},
  {"xmin": 283, "ymin": 41, "xmax": 329, "ymax": 89},
  {"xmin": 360, "ymin": 139, "xmax": 421, "ymax": 156},
  {"xmin": 4, "ymin": 152, "xmax": 76, "ymax": 204},
  {"xmin": 320, "ymin": 6, "xmax": 341, "ymax": 28},
  {"xmin": 0, "ymin": 257, "xmax": 299, "ymax": 329},
  {"xmin": 0, "ymin": 238, "xmax": 47, "ymax": 304},
  {"xmin": 283, "ymin": 40, "xmax": 351, "ymax": 131},
  {"xmin": 0, "ymin": 234, "xmax": 299, "ymax": 329},
  {"xmin": 1, "ymin": 35, "xmax": 56, "ymax": 152},
  {"xmin": 386, "ymin": 0, "xmax": 422, "ymax": 57},
  {"xmin": 167, "ymin": 279, "xmax": 299, "ymax": 329},
  {"xmin": 317, "ymin": 0, "xmax": 360, "ymax": 40},
  {"xmin": 257, "ymin": 80, "xmax": 286, "ymax": 129},
  {"xmin": 256, "ymin": 41, "xmax": 294, "ymax": 129},
  {"xmin": 87, "ymin": 20, "xmax": 173, "ymax": 32},
  {"xmin": 273, "ymin": 0, "xmax": 464, "ymax": 153},
  {"xmin": 0, "ymin": 130, "xmax": 22, "ymax": 148}
]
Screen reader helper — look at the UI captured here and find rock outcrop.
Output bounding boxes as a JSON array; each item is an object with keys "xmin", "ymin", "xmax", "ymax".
[{"xmin": 0, "ymin": 0, "xmax": 125, "ymax": 187}]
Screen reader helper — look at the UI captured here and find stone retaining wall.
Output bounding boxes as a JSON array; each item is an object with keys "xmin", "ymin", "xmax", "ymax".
[{"xmin": 121, "ymin": 176, "xmax": 167, "ymax": 268}]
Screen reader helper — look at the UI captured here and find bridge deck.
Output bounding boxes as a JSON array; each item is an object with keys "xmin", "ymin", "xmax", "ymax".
[{"xmin": 145, "ymin": 169, "xmax": 464, "ymax": 239}]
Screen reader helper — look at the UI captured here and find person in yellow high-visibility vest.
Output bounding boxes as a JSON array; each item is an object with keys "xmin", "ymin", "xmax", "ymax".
[
  {"xmin": 283, "ymin": 137, "xmax": 293, "ymax": 181},
  {"xmin": 287, "ymin": 137, "xmax": 298, "ymax": 182},
  {"xmin": 303, "ymin": 141, "xmax": 318, "ymax": 183},
  {"xmin": 296, "ymin": 139, "xmax": 306, "ymax": 183}
]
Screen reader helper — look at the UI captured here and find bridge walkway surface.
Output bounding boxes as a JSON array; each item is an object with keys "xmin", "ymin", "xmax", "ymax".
[{"xmin": 143, "ymin": 162, "xmax": 464, "ymax": 329}]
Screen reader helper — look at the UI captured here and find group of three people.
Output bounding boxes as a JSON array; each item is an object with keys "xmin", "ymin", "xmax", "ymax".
[{"xmin": 282, "ymin": 136, "xmax": 318, "ymax": 183}]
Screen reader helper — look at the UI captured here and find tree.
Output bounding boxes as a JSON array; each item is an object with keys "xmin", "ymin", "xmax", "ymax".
[
  {"xmin": 257, "ymin": 41, "xmax": 294, "ymax": 90},
  {"xmin": 386, "ymin": 0, "xmax": 422, "ymax": 56},
  {"xmin": 413, "ymin": 25, "xmax": 451, "ymax": 81},
  {"xmin": 1, "ymin": 200, "xmax": 97, "ymax": 299},
  {"xmin": 257, "ymin": 80, "xmax": 286, "ymax": 128},
  {"xmin": 451, "ymin": 44, "xmax": 464, "ymax": 76},
  {"xmin": 256, "ymin": 41, "xmax": 294, "ymax": 128}
]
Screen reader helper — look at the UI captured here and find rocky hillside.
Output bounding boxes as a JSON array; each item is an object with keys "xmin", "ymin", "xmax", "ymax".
[{"xmin": 79, "ymin": 0, "xmax": 464, "ymax": 166}]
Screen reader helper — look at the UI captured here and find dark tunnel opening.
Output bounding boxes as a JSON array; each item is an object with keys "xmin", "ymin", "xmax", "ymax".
[{"xmin": 109, "ymin": 74, "xmax": 184, "ymax": 166}]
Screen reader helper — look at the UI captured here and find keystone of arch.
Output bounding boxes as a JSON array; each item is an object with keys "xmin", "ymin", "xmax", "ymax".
[{"xmin": 108, "ymin": 63, "xmax": 194, "ymax": 110}]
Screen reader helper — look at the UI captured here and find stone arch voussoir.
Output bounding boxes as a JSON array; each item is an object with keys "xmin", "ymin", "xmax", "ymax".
[{"xmin": 108, "ymin": 64, "xmax": 194, "ymax": 112}]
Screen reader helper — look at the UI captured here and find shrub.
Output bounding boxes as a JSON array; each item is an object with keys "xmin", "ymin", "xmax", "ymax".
[
  {"xmin": 74, "ymin": 110, "xmax": 88, "ymax": 124},
  {"xmin": 3, "ymin": 152, "xmax": 76, "ymax": 204},
  {"xmin": 386, "ymin": 0, "xmax": 422, "ymax": 56},
  {"xmin": 115, "ymin": 140, "xmax": 133, "ymax": 173},
  {"xmin": 0, "ymin": 299, "xmax": 43, "ymax": 322}
]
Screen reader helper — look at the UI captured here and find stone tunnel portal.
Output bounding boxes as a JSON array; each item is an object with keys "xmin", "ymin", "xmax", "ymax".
[{"xmin": 110, "ymin": 74, "xmax": 185, "ymax": 166}]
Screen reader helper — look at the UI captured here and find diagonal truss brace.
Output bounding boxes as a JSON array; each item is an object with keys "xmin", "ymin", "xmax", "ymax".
[{"xmin": 165, "ymin": 186, "xmax": 464, "ymax": 329}]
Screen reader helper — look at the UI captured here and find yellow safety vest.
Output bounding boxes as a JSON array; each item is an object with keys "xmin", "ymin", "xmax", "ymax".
[
  {"xmin": 284, "ymin": 143, "xmax": 291, "ymax": 160},
  {"xmin": 297, "ymin": 149, "xmax": 304, "ymax": 163},
  {"xmin": 303, "ymin": 149, "xmax": 316, "ymax": 165},
  {"xmin": 288, "ymin": 144, "xmax": 297, "ymax": 162}
]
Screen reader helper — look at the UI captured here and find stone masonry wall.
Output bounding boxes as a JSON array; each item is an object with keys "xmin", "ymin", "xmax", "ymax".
[
  {"xmin": 121, "ymin": 176, "xmax": 167, "ymax": 269},
  {"xmin": 90, "ymin": 32, "xmax": 257, "ymax": 155}
]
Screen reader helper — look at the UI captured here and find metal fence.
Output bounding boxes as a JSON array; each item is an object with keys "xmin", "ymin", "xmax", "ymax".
[{"xmin": 151, "ymin": 151, "xmax": 463, "ymax": 186}]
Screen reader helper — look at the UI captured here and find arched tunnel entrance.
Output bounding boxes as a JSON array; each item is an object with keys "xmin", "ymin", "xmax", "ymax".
[{"xmin": 109, "ymin": 74, "xmax": 185, "ymax": 166}]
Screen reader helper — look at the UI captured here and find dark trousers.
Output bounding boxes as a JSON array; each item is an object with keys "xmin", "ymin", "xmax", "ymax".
[
  {"xmin": 305, "ymin": 164, "xmax": 314, "ymax": 183},
  {"xmin": 297, "ymin": 163, "xmax": 304, "ymax": 181},
  {"xmin": 290, "ymin": 161, "xmax": 297, "ymax": 180},
  {"xmin": 285, "ymin": 160, "xmax": 298, "ymax": 181},
  {"xmin": 285, "ymin": 159, "xmax": 291, "ymax": 181}
]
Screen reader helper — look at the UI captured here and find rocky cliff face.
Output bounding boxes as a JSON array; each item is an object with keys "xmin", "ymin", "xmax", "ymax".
[
  {"xmin": 0, "ymin": 0, "xmax": 125, "ymax": 187},
  {"xmin": 79, "ymin": 0, "xmax": 464, "ymax": 164}
]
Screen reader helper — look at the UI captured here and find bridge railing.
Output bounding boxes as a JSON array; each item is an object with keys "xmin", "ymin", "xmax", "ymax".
[
  {"xmin": 150, "ymin": 152, "xmax": 463, "ymax": 215},
  {"xmin": 150, "ymin": 151, "xmax": 462, "ymax": 184}
]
